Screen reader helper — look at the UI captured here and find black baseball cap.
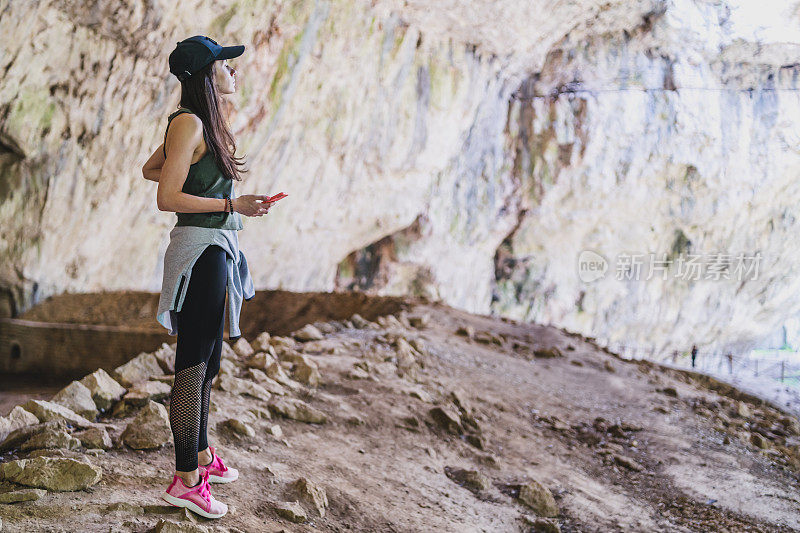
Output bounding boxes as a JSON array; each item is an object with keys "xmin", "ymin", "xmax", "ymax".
[{"xmin": 168, "ymin": 35, "xmax": 245, "ymax": 82}]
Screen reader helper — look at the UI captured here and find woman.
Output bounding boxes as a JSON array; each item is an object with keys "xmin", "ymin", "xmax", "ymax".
[{"xmin": 141, "ymin": 35, "xmax": 272, "ymax": 519}]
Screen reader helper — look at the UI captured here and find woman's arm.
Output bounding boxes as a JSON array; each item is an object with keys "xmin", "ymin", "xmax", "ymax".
[
  {"xmin": 156, "ymin": 114, "xmax": 227, "ymax": 214},
  {"xmin": 141, "ymin": 143, "xmax": 165, "ymax": 182}
]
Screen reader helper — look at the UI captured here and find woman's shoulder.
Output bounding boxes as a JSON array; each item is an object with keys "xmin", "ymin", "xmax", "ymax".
[{"xmin": 168, "ymin": 107, "xmax": 197, "ymax": 121}]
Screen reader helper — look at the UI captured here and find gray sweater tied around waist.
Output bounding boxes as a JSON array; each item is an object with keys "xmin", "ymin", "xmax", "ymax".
[{"xmin": 157, "ymin": 225, "xmax": 255, "ymax": 339}]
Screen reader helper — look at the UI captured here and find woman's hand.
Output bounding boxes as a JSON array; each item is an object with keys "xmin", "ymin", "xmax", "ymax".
[{"xmin": 232, "ymin": 195, "xmax": 272, "ymax": 217}]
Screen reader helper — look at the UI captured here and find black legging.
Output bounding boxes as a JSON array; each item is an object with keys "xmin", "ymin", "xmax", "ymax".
[{"xmin": 170, "ymin": 244, "xmax": 226, "ymax": 472}]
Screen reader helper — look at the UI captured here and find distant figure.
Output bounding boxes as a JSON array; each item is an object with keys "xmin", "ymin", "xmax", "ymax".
[
  {"xmin": 691, "ymin": 344, "xmax": 698, "ymax": 368},
  {"xmin": 726, "ymin": 352, "xmax": 733, "ymax": 374}
]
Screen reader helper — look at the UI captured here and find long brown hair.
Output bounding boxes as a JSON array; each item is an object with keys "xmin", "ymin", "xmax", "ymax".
[{"xmin": 177, "ymin": 60, "xmax": 247, "ymax": 181}]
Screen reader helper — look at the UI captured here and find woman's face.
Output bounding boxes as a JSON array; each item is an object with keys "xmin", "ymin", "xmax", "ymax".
[{"xmin": 213, "ymin": 59, "xmax": 237, "ymax": 94}]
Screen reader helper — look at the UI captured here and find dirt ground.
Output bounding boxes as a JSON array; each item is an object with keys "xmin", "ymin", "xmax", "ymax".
[{"xmin": 2, "ymin": 298, "xmax": 800, "ymax": 532}]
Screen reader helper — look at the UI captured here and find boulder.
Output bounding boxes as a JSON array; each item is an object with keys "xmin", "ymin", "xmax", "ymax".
[
  {"xmin": 122, "ymin": 401, "xmax": 171, "ymax": 450},
  {"xmin": 0, "ymin": 456, "xmax": 102, "ymax": 491},
  {"xmin": 268, "ymin": 398, "xmax": 327, "ymax": 424},
  {"xmin": 0, "ymin": 420, "xmax": 68, "ymax": 452},
  {"xmin": 113, "ymin": 352, "xmax": 164, "ymax": 387},
  {"xmin": 50, "ymin": 381, "xmax": 98, "ymax": 420},
  {"xmin": 0, "ymin": 405, "xmax": 39, "ymax": 442},
  {"xmin": 79, "ymin": 369, "xmax": 126, "ymax": 411},
  {"xmin": 21, "ymin": 400, "xmax": 95, "ymax": 429}
]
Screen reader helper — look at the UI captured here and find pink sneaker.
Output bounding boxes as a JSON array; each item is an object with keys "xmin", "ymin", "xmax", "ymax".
[
  {"xmin": 161, "ymin": 469, "xmax": 228, "ymax": 519},
  {"xmin": 199, "ymin": 446, "xmax": 239, "ymax": 484}
]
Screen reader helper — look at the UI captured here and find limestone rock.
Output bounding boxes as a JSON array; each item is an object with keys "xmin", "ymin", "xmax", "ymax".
[
  {"xmin": 123, "ymin": 380, "xmax": 172, "ymax": 405},
  {"xmin": 273, "ymin": 500, "xmax": 307, "ymax": 523},
  {"xmin": 122, "ymin": 401, "xmax": 171, "ymax": 450},
  {"xmin": 232, "ymin": 337, "xmax": 254, "ymax": 358},
  {"xmin": 291, "ymin": 477, "xmax": 328, "ymax": 517},
  {"xmin": 21, "ymin": 400, "xmax": 95, "ymax": 429},
  {"xmin": 252, "ymin": 331, "xmax": 272, "ymax": 352},
  {"xmin": 517, "ymin": 480, "xmax": 558, "ymax": 517},
  {"xmin": 153, "ymin": 342, "xmax": 176, "ymax": 373},
  {"xmin": 244, "ymin": 369, "xmax": 287, "ymax": 395},
  {"xmin": 74, "ymin": 427, "xmax": 112, "ymax": 450},
  {"xmin": 268, "ymin": 424, "xmax": 283, "ymax": 438},
  {"xmin": 50, "ymin": 381, "xmax": 98, "ymax": 420},
  {"xmin": 408, "ymin": 314, "xmax": 430, "ymax": 328},
  {"xmin": 219, "ymin": 419, "xmax": 255, "ymax": 438},
  {"xmin": 268, "ymin": 398, "xmax": 327, "ymax": 424},
  {"xmin": 429, "ymin": 406, "xmax": 463, "ymax": 434},
  {"xmin": 220, "ymin": 341, "xmax": 237, "ymax": 360},
  {"xmin": 350, "ymin": 313, "xmax": 371, "ymax": 329},
  {"xmin": 444, "ymin": 466, "xmax": 491, "ymax": 492},
  {"xmin": 216, "ymin": 375, "xmax": 272, "ymax": 402},
  {"xmin": 0, "ymin": 420, "xmax": 67, "ymax": 452},
  {"xmin": 245, "ymin": 351, "xmax": 278, "ymax": 370},
  {"xmin": 0, "ymin": 406, "xmax": 39, "ymax": 442},
  {"xmin": 292, "ymin": 356, "xmax": 322, "ymax": 387},
  {"xmin": 79, "ymin": 369, "xmax": 127, "ymax": 411},
  {"xmin": 0, "ymin": 488, "xmax": 46, "ymax": 503},
  {"xmin": 293, "ymin": 324, "xmax": 325, "ymax": 342},
  {"xmin": 0, "ymin": 456, "xmax": 102, "ymax": 491},
  {"xmin": 113, "ymin": 352, "xmax": 164, "ymax": 388},
  {"xmin": 533, "ymin": 347, "xmax": 563, "ymax": 358},
  {"xmin": 265, "ymin": 362, "xmax": 301, "ymax": 390},
  {"xmin": 456, "ymin": 325, "xmax": 475, "ymax": 338},
  {"xmin": 19, "ymin": 428, "xmax": 80, "ymax": 451},
  {"xmin": 613, "ymin": 454, "xmax": 644, "ymax": 471}
]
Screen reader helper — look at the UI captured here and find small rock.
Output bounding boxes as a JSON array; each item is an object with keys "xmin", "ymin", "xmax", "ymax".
[
  {"xmin": 216, "ymin": 375, "xmax": 272, "ymax": 402},
  {"xmin": 122, "ymin": 401, "xmax": 171, "ymax": 449},
  {"xmin": 429, "ymin": 406, "xmax": 463, "ymax": 434},
  {"xmin": 268, "ymin": 424, "xmax": 283, "ymax": 438},
  {"xmin": 19, "ymin": 428, "xmax": 80, "ymax": 451},
  {"xmin": 408, "ymin": 314, "xmax": 429, "ymax": 328},
  {"xmin": 532, "ymin": 517, "xmax": 561, "ymax": 533},
  {"xmin": 350, "ymin": 314, "xmax": 371, "ymax": 329},
  {"xmin": 750, "ymin": 433, "xmax": 768, "ymax": 449},
  {"xmin": 268, "ymin": 398, "xmax": 327, "ymax": 424},
  {"xmin": 273, "ymin": 500, "xmax": 307, "ymax": 523},
  {"xmin": 113, "ymin": 352, "xmax": 164, "ymax": 388},
  {"xmin": 533, "ymin": 347, "xmax": 563, "ymax": 358},
  {"xmin": 75, "ymin": 427, "xmax": 113, "ymax": 450},
  {"xmin": 0, "ymin": 420, "xmax": 67, "ymax": 452},
  {"xmin": 0, "ymin": 488, "xmax": 46, "ymax": 503},
  {"xmin": 0, "ymin": 405, "xmax": 39, "ymax": 442},
  {"xmin": 21, "ymin": 400, "xmax": 96, "ymax": 429},
  {"xmin": 456, "ymin": 325, "xmax": 475, "ymax": 338},
  {"xmin": 79, "ymin": 369, "xmax": 127, "ymax": 411},
  {"xmin": 292, "ymin": 356, "xmax": 322, "ymax": 387},
  {"xmin": 737, "ymin": 401, "xmax": 752, "ymax": 418},
  {"xmin": 50, "ymin": 381, "xmax": 99, "ymax": 420},
  {"xmin": 404, "ymin": 386, "xmax": 433, "ymax": 403},
  {"xmin": 660, "ymin": 387, "xmax": 678, "ymax": 397},
  {"xmin": 444, "ymin": 466, "xmax": 491, "ymax": 492},
  {"xmin": 603, "ymin": 361, "xmax": 615, "ymax": 373},
  {"xmin": 613, "ymin": 454, "xmax": 644, "ymax": 471},
  {"xmin": 219, "ymin": 419, "xmax": 255, "ymax": 438},
  {"xmin": 0, "ymin": 456, "xmax": 102, "ymax": 491},
  {"xmin": 233, "ymin": 337, "xmax": 255, "ymax": 358},
  {"xmin": 220, "ymin": 340, "xmax": 237, "ymax": 360},
  {"xmin": 265, "ymin": 362, "xmax": 301, "ymax": 390},
  {"xmin": 293, "ymin": 324, "xmax": 325, "ymax": 342},
  {"xmin": 291, "ymin": 477, "xmax": 328, "ymax": 517},
  {"xmin": 153, "ymin": 342, "xmax": 176, "ymax": 373},
  {"xmin": 252, "ymin": 331, "xmax": 272, "ymax": 352},
  {"xmin": 517, "ymin": 480, "xmax": 558, "ymax": 517},
  {"xmin": 245, "ymin": 352, "xmax": 277, "ymax": 370},
  {"xmin": 123, "ymin": 380, "xmax": 172, "ymax": 405}
]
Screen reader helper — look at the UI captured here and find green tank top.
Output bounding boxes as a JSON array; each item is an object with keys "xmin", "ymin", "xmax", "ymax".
[{"xmin": 164, "ymin": 107, "xmax": 243, "ymax": 230}]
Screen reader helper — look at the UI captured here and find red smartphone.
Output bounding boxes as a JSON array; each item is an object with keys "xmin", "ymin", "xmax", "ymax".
[{"xmin": 266, "ymin": 192, "xmax": 287, "ymax": 203}]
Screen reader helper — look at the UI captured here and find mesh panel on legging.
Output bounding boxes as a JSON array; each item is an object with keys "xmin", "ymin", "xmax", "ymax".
[
  {"xmin": 170, "ymin": 361, "xmax": 207, "ymax": 472},
  {"xmin": 172, "ymin": 244, "xmax": 227, "ymax": 472},
  {"xmin": 198, "ymin": 292, "xmax": 224, "ymax": 454}
]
